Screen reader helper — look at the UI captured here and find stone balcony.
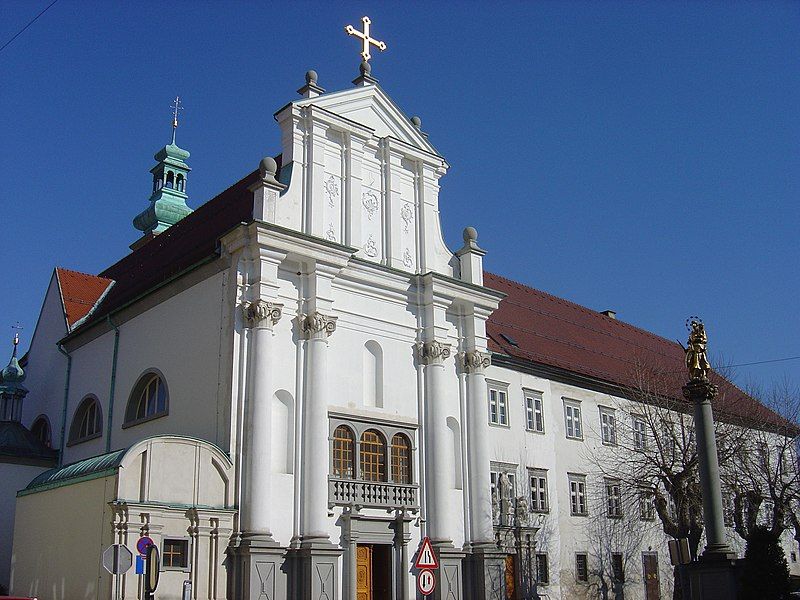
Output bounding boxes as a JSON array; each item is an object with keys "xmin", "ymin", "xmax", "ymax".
[{"xmin": 328, "ymin": 477, "xmax": 419, "ymax": 510}]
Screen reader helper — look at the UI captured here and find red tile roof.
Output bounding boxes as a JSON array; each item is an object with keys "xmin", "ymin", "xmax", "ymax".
[
  {"xmin": 55, "ymin": 268, "xmax": 114, "ymax": 330},
  {"xmin": 483, "ymin": 272, "xmax": 784, "ymax": 429}
]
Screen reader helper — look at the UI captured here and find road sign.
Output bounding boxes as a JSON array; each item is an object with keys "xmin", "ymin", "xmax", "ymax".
[
  {"xmin": 144, "ymin": 544, "xmax": 160, "ymax": 599},
  {"xmin": 102, "ymin": 544, "xmax": 133, "ymax": 575},
  {"xmin": 414, "ymin": 536, "xmax": 439, "ymax": 569},
  {"xmin": 417, "ymin": 569, "xmax": 436, "ymax": 596},
  {"xmin": 137, "ymin": 536, "xmax": 154, "ymax": 556}
]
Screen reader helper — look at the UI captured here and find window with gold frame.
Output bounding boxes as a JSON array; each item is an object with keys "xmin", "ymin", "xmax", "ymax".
[
  {"xmin": 390, "ymin": 433, "xmax": 412, "ymax": 483},
  {"xmin": 333, "ymin": 425, "xmax": 355, "ymax": 478},
  {"xmin": 360, "ymin": 429, "xmax": 386, "ymax": 481}
]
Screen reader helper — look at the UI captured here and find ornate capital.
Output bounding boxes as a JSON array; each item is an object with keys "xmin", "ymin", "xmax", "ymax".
[
  {"xmin": 243, "ymin": 300, "xmax": 283, "ymax": 329},
  {"xmin": 301, "ymin": 311, "xmax": 337, "ymax": 339},
  {"xmin": 417, "ymin": 340, "xmax": 451, "ymax": 365},
  {"xmin": 682, "ymin": 379, "xmax": 718, "ymax": 403},
  {"xmin": 461, "ymin": 350, "xmax": 491, "ymax": 374}
]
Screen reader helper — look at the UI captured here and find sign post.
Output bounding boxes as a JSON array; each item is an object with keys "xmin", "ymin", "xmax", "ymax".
[
  {"xmin": 144, "ymin": 544, "xmax": 160, "ymax": 600},
  {"xmin": 102, "ymin": 544, "xmax": 133, "ymax": 600},
  {"xmin": 414, "ymin": 536, "xmax": 439, "ymax": 596}
]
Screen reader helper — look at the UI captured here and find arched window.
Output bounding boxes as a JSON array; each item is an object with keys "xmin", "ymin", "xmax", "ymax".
[
  {"xmin": 332, "ymin": 425, "xmax": 355, "ymax": 478},
  {"xmin": 360, "ymin": 429, "xmax": 386, "ymax": 482},
  {"xmin": 165, "ymin": 171, "xmax": 175, "ymax": 188},
  {"xmin": 391, "ymin": 433, "xmax": 412, "ymax": 484},
  {"xmin": 31, "ymin": 415, "xmax": 52, "ymax": 448},
  {"xmin": 176, "ymin": 173, "xmax": 185, "ymax": 192},
  {"xmin": 124, "ymin": 372, "xmax": 168, "ymax": 426},
  {"xmin": 68, "ymin": 396, "xmax": 102, "ymax": 445}
]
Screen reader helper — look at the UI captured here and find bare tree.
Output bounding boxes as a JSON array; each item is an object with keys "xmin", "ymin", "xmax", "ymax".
[
  {"xmin": 584, "ymin": 481, "xmax": 654, "ymax": 600},
  {"xmin": 586, "ymin": 360, "xmax": 747, "ymax": 600},
  {"xmin": 721, "ymin": 379, "xmax": 800, "ymax": 548}
]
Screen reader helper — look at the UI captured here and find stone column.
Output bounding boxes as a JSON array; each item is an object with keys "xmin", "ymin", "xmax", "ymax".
[
  {"xmin": 300, "ymin": 311, "xmax": 337, "ymax": 540},
  {"xmin": 683, "ymin": 379, "xmax": 735, "ymax": 559},
  {"xmin": 463, "ymin": 350, "xmax": 494, "ymax": 546},
  {"xmin": 295, "ymin": 311, "xmax": 342, "ymax": 600},
  {"xmin": 462, "ymin": 350, "xmax": 507, "ymax": 600},
  {"xmin": 419, "ymin": 340, "xmax": 454, "ymax": 544},
  {"xmin": 234, "ymin": 300, "xmax": 288, "ymax": 600},
  {"xmin": 240, "ymin": 300, "xmax": 283, "ymax": 538},
  {"xmin": 419, "ymin": 340, "xmax": 466, "ymax": 600}
]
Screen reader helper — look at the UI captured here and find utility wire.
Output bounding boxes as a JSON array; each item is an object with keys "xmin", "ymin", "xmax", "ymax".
[
  {"xmin": 727, "ymin": 356, "xmax": 800, "ymax": 368},
  {"xmin": 0, "ymin": 0, "xmax": 60, "ymax": 55}
]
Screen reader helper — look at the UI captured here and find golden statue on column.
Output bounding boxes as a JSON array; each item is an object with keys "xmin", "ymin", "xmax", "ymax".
[{"xmin": 685, "ymin": 319, "xmax": 711, "ymax": 380}]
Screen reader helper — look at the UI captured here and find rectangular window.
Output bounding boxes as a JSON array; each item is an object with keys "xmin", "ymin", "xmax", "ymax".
[
  {"xmin": 600, "ymin": 407, "xmax": 617, "ymax": 445},
  {"xmin": 639, "ymin": 487, "xmax": 655, "ymax": 520},
  {"xmin": 606, "ymin": 479, "xmax": 622, "ymax": 518},
  {"xmin": 525, "ymin": 392, "xmax": 545, "ymax": 432},
  {"xmin": 576, "ymin": 553, "xmax": 589, "ymax": 582},
  {"xmin": 633, "ymin": 416, "xmax": 647, "ymax": 450},
  {"xmin": 489, "ymin": 387, "xmax": 509, "ymax": 426},
  {"xmin": 536, "ymin": 553, "xmax": 550, "ymax": 584},
  {"xmin": 529, "ymin": 469, "xmax": 549, "ymax": 512},
  {"xmin": 564, "ymin": 401, "xmax": 583, "ymax": 439},
  {"xmin": 612, "ymin": 553, "xmax": 625, "ymax": 583},
  {"xmin": 569, "ymin": 474, "xmax": 588, "ymax": 516},
  {"xmin": 162, "ymin": 538, "xmax": 189, "ymax": 570}
]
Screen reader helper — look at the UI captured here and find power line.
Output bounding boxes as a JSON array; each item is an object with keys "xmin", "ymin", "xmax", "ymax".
[
  {"xmin": 0, "ymin": 0, "xmax": 60, "ymax": 55},
  {"xmin": 728, "ymin": 356, "xmax": 800, "ymax": 369}
]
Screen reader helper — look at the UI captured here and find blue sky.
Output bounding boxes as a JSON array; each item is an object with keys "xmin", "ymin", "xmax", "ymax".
[{"xmin": 1, "ymin": 1, "xmax": 798, "ymax": 393}]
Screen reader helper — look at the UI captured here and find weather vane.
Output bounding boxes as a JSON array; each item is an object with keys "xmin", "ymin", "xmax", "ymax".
[
  {"xmin": 170, "ymin": 96, "xmax": 183, "ymax": 143},
  {"xmin": 345, "ymin": 16, "xmax": 387, "ymax": 62}
]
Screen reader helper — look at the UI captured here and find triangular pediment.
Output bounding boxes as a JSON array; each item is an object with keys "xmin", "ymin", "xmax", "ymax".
[{"xmin": 294, "ymin": 84, "xmax": 441, "ymax": 157}]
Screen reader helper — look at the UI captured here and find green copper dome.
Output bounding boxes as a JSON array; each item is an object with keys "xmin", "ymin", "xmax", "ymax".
[
  {"xmin": 0, "ymin": 335, "xmax": 27, "ymax": 396},
  {"xmin": 133, "ymin": 121, "xmax": 193, "ymax": 237}
]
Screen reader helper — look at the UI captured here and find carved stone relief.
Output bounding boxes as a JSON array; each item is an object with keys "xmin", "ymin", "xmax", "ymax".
[
  {"xmin": 323, "ymin": 174, "xmax": 339, "ymax": 209},
  {"xmin": 400, "ymin": 202, "xmax": 414, "ymax": 233},
  {"xmin": 362, "ymin": 190, "xmax": 379, "ymax": 220},
  {"xmin": 363, "ymin": 235, "xmax": 378, "ymax": 258},
  {"xmin": 301, "ymin": 312, "xmax": 337, "ymax": 339},
  {"xmin": 243, "ymin": 300, "xmax": 283, "ymax": 329},
  {"xmin": 417, "ymin": 340, "xmax": 451, "ymax": 365}
]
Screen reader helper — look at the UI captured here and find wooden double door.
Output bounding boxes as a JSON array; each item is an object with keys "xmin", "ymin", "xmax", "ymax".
[{"xmin": 356, "ymin": 544, "xmax": 392, "ymax": 600}]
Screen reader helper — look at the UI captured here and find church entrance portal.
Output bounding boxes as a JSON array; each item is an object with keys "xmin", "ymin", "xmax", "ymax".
[{"xmin": 356, "ymin": 543, "xmax": 392, "ymax": 600}]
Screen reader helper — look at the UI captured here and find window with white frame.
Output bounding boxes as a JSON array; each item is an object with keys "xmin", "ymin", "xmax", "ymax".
[
  {"xmin": 488, "ymin": 385, "xmax": 509, "ymax": 426},
  {"xmin": 599, "ymin": 407, "xmax": 617, "ymax": 445},
  {"xmin": 606, "ymin": 478, "xmax": 622, "ymax": 517},
  {"xmin": 564, "ymin": 400, "xmax": 583, "ymax": 439},
  {"xmin": 525, "ymin": 391, "xmax": 545, "ymax": 433},
  {"xmin": 633, "ymin": 416, "xmax": 647, "ymax": 450},
  {"xmin": 529, "ymin": 469, "xmax": 549, "ymax": 512},
  {"xmin": 639, "ymin": 487, "xmax": 655, "ymax": 520},
  {"xmin": 569, "ymin": 473, "xmax": 588, "ymax": 516}
]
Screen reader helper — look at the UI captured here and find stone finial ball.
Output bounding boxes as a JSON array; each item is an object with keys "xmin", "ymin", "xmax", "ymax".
[
  {"xmin": 463, "ymin": 226, "xmax": 478, "ymax": 243},
  {"xmin": 411, "ymin": 116, "xmax": 422, "ymax": 129},
  {"xmin": 306, "ymin": 70, "xmax": 318, "ymax": 85},
  {"xmin": 259, "ymin": 156, "xmax": 278, "ymax": 178},
  {"xmin": 360, "ymin": 60, "xmax": 371, "ymax": 75}
]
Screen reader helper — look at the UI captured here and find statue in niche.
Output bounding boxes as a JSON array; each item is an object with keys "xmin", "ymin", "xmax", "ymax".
[{"xmin": 515, "ymin": 495, "xmax": 529, "ymax": 527}]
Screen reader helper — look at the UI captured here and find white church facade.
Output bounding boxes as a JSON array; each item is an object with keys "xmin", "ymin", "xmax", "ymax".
[{"xmin": 2, "ymin": 23, "xmax": 796, "ymax": 600}]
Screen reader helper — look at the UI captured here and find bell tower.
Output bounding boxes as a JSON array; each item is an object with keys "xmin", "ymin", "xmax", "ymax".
[{"xmin": 132, "ymin": 96, "xmax": 193, "ymax": 247}]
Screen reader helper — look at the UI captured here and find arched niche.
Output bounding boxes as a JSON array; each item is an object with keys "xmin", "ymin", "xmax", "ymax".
[
  {"xmin": 272, "ymin": 389, "xmax": 295, "ymax": 474},
  {"xmin": 363, "ymin": 340, "xmax": 384, "ymax": 408}
]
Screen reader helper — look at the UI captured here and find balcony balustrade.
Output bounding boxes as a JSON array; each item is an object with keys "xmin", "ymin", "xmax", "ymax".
[{"xmin": 328, "ymin": 477, "xmax": 419, "ymax": 510}]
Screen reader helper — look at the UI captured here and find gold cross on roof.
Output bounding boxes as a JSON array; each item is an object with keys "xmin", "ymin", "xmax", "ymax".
[
  {"xmin": 345, "ymin": 16, "xmax": 386, "ymax": 62},
  {"xmin": 170, "ymin": 96, "xmax": 183, "ymax": 130}
]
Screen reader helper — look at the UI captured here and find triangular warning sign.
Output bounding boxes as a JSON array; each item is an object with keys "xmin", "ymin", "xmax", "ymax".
[{"xmin": 414, "ymin": 536, "xmax": 439, "ymax": 569}]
